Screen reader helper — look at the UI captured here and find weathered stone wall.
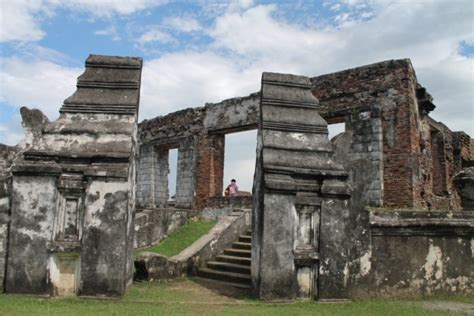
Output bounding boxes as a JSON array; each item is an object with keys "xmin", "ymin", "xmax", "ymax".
[
  {"xmin": 455, "ymin": 167, "xmax": 474, "ymax": 210},
  {"xmin": 134, "ymin": 208, "xmax": 187, "ymax": 248},
  {"xmin": 418, "ymin": 117, "xmax": 463, "ymax": 210},
  {"xmin": 471, "ymin": 140, "xmax": 474, "ymax": 161},
  {"xmin": 363, "ymin": 210, "xmax": 473, "ymax": 296},
  {"xmin": 5, "ymin": 55, "xmax": 142, "ymax": 297},
  {"xmin": 136, "ymin": 144, "xmax": 155, "ymax": 208},
  {"xmin": 0, "ymin": 145, "xmax": 18, "ymax": 292},
  {"xmin": 7, "ymin": 172, "xmax": 59, "ymax": 294},
  {"xmin": 176, "ymin": 138, "xmax": 196, "ymax": 208},
  {"xmin": 453, "ymin": 132, "xmax": 471, "ymax": 170},
  {"xmin": 203, "ymin": 93, "xmax": 259, "ymax": 133},
  {"xmin": 201, "ymin": 196, "xmax": 252, "ymax": 220},
  {"xmin": 332, "ymin": 114, "xmax": 383, "ymax": 207},
  {"xmin": 0, "ymin": 176, "xmax": 11, "ymax": 293}
]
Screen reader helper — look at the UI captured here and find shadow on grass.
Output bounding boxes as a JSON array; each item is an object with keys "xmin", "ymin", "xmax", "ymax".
[{"xmin": 189, "ymin": 277, "xmax": 256, "ymax": 301}]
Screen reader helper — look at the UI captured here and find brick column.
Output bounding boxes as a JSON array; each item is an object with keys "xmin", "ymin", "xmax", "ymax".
[
  {"xmin": 195, "ymin": 132, "xmax": 225, "ymax": 210},
  {"xmin": 382, "ymin": 66, "xmax": 419, "ymax": 208}
]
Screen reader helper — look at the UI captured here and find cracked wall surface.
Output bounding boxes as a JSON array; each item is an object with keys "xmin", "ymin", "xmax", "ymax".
[
  {"xmin": 365, "ymin": 210, "xmax": 473, "ymax": 296},
  {"xmin": 3, "ymin": 55, "xmax": 142, "ymax": 296}
]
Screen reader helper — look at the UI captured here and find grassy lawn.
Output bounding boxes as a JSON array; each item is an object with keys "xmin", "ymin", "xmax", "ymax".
[
  {"xmin": 0, "ymin": 278, "xmax": 471, "ymax": 315},
  {"xmin": 134, "ymin": 219, "xmax": 217, "ymax": 257}
]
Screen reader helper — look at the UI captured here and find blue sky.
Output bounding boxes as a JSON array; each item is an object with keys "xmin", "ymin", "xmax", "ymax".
[{"xmin": 1, "ymin": 0, "xmax": 473, "ymax": 192}]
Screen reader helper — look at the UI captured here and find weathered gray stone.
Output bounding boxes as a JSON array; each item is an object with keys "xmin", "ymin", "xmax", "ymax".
[
  {"xmin": 5, "ymin": 54, "xmax": 143, "ymax": 297},
  {"xmin": 134, "ymin": 208, "xmax": 187, "ymax": 249},
  {"xmin": 252, "ymin": 72, "xmax": 351, "ymax": 301},
  {"xmin": 366, "ymin": 210, "xmax": 474, "ymax": 296},
  {"xmin": 454, "ymin": 167, "xmax": 474, "ymax": 210}
]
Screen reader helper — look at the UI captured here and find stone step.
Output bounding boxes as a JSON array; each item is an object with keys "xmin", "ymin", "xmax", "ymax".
[
  {"xmin": 244, "ymin": 230, "xmax": 252, "ymax": 236},
  {"xmin": 197, "ymin": 268, "xmax": 251, "ymax": 285},
  {"xmin": 193, "ymin": 277, "xmax": 252, "ymax": 289},
  {"xmin": 238, "ymin": 235, "xmax": 251, "ymax": 243},
  {"xmin": 232, "ymin": 241, "xmax": 251, "ymax": 250},
  {"xmin": 223, "ymin": 248, "xmax": 251, "ymax": 258},
  {"xmin": 207, "ymin": 261, "xmax": 251, "ymax": 274},
  {"xmin": 215, "ymin": 254, "xmax": 251, "ymax": 266}
]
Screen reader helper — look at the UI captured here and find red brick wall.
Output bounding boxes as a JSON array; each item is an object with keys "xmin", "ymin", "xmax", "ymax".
[
  {"xmin": 430, "ymin": 131, "xmax": 447, "ymax": 196},
  {"xmin": 422, "ymin": 121, "xmax": 462, "ymax": 210},
  {"xmin": 312, "ymin": 59, "xmax": 421, "ymax": 208},
  {"xmin": 453, "ymin": 132, "xmax": 471, "ymax": 165},
  {"xmin": 195, "ymin": 132, "xmax": 225, "ymax": 210},
  {"xmin": 382, "ymin": 93, "xmax": 418, "ymax": 208},
  {"xmin": 312, "ymin": 59, "xmax": 466, "ymax": 209}
]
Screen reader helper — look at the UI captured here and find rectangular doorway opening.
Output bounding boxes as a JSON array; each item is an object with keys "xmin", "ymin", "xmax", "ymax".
[
  {"xmin": 223, "ymin": 129, "xmax": 257, "ymax": 196},
  {"xmin": 168, "ymin": 148, "xmax": 178, "ymax": 203}
]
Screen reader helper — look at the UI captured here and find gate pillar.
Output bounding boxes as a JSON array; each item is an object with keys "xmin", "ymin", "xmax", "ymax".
[{"xmin": 251, "ymin": 72, "xmax": 351, "ymax": 300}]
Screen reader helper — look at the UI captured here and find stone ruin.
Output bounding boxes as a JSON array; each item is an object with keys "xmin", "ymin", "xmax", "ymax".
[
  {"xmin": 0, "ymin": 55, "xmax": 142, "ymax": 296},
  {"xmin": 0, "ymin": 55, "xmax": 472, "ymax": 299}
]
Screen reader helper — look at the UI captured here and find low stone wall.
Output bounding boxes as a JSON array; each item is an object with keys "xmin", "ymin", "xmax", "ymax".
[
  {"xmin": 134, "ymin": 209, "xmax": 250, "ymax": 280},
  {"xmin": 348, "ymin": 210, "xmax": 474, "ymax": 297},
  {"xmin": 201, "ymin": 196, "xmax": 252, "ymax": 220},
  {"xmin": 134, "ymin": 208, "xmax": 188, "ymax": 249}
]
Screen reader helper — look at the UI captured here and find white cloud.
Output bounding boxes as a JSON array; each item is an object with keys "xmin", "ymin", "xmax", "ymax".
[
  {"xmin": 0, "ymin": 57, "xmax": 82, "ymax": 120},
  {"xmin": 139, "ymin": 51, "xmax": 260, "ymax": 119},
  {"xmin": 0, "ymin": 0, "xmax": 167, "ymax": 43},
  {"xmin": 0, "ymin": 113, "xmax": 25, "ymax": 146},
  {"xmin": 163, "ymin": 16, "xmax": 202, "ymax": 33},
  {"xmin": 209, "ymin": 4, "xmax": 339, "ymax": 72},
  {"xmin": 419, "ymin": 54, "xmax": 474, "ymax": 133},
  {"xmin": 0, "ymin": 0, "xmax": 47, "ymax": 42},
  {"xmin": 49, "ymin": 0, "xmax": 168, "ymax": 18},
  {"xmin": 136, "ymin": 28, "xmax": 175, "ymax": 45},
  {"xmin": 95, "ymin": 25, "xmax": 121, "ymax": 41}
]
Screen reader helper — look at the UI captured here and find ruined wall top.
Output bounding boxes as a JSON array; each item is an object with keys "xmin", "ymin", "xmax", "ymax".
[
  {"xmin": 138, "ymin": 92, "xmax": 260, "ymax": 144},
  {"xmin": 10, "ymin": 54, "xmax": 144, "ymax": 164},
  {"xmin": 139, "ymin": 59, "xmax": 425, "ymax": 143},
  {"xmin": 61, "ymin": 54, "xmax": 143, "ymax": 115},
  {"xmin": 310, "ymin": 59, "xmax": 418, "ymax": 121}
]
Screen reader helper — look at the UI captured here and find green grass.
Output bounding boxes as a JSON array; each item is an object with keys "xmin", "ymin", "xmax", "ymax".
[
  {"xmin": 134, "ymin": 219, "xmax": 217, "ymax": 257},
  {"xmin": 0, "ymin": 279, "xmax": 470, "ymax": 316}
]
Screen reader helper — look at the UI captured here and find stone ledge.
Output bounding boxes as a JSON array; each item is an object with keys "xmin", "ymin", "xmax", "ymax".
[{"xmin": 370, "ymin": 210, "xmax": 474, "ymax": 236}]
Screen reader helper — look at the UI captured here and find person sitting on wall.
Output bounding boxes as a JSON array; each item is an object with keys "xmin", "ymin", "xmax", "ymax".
[{"xmin": 224, "ymin": 179, "xmax": 239, "ymax": 196}]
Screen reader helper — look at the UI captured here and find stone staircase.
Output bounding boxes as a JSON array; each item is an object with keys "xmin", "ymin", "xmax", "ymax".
[{"xmin": 197, "ymin": 229, "xmax": 252, "ymax": 288}]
